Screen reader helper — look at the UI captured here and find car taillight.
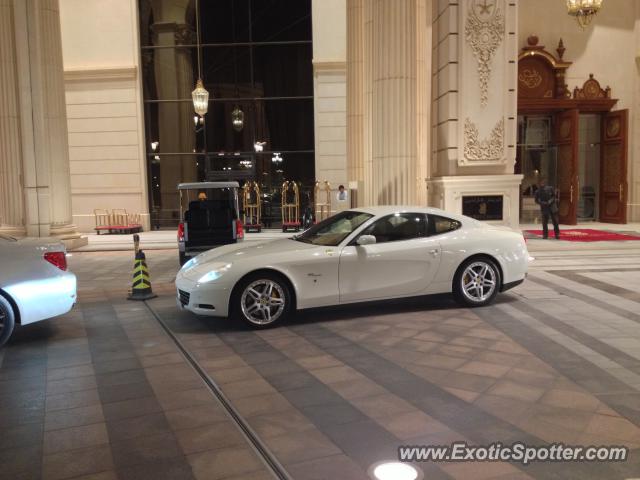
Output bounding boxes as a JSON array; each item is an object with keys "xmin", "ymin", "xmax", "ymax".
[
  {"xmin": 236, "ymin": 220, "xmax": 244, "ymax": 240},
  {"xmin": 44, "ymin": 251, "xmax": 67, "ymax": 271},
  {"xmin": 178, "ymin": 222, "xmax": 185, "ymax": 242}
]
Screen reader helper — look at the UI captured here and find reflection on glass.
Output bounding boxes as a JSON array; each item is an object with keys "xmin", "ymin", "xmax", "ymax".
[
  {"xmin": 517, "ymin": 115, "xmax": 558, "ymax": 223},
  {"xmin": 139, "ymin": 0, "xmax": 314, "ymax": 229},
  {"xmin": 577, "ymin": 114, "xmax": 601, "ymax": 221}
]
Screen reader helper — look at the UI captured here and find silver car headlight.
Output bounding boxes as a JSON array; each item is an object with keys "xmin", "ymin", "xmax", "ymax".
[
  {"xmin": 197, "ymin": 263, "xmax": 232, "ymax": 283},
  {"xmin": 182, "ymin": 257, "xmax": 197, "ymax": 270}
]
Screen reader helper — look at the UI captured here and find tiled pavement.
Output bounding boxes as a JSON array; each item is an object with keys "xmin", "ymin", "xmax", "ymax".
[{"xmin": 2, "ymin": 246, "xmax": 640, "ymax": 479}]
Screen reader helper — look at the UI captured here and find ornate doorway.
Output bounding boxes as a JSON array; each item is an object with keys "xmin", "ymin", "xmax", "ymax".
[
  {"xmin": 516, "ymin": 36, "xmax": 627, "ymax": 224},
  {"xmin": 600, "ymin": 110, "xmax": 628, "ymax": 223},
  {"xmin": 554, "ymin": 109, "xmax": 579, "ymax": 224}
]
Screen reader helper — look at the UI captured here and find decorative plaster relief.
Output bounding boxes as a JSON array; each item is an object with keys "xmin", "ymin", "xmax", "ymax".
[
  {"xmin": 464, "ymin": 0, "xmax": 504, "ymax": 107},
  {"xmin": 518, "ymin": 69, "xmax": 542, "ymax": 89},
  {"xmin": 463, "ymin": 118, "xmax": 504, "ymax": 163}
]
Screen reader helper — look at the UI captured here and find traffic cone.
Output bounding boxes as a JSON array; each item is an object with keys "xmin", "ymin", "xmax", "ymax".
[{"xmin": 127, "ymin": 250, "xmax": 157, "ymax": 301}]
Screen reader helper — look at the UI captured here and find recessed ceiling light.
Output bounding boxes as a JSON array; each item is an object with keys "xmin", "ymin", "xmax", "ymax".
[{"xmin": 370, "ymin": 462, "xmax": 421, "ymax": 480}]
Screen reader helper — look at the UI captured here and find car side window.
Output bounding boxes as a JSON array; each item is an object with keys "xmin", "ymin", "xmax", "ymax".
[
  {"xmin": 360, "ymin": 213, "xmax": 428, "ymax": 244},
  {"xmin": 428, "ymin": 215, "xmax": 461, "ymax": 236}
]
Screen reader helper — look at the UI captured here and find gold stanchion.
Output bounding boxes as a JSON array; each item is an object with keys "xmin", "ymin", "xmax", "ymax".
[
  {"xmin": 314, "ymin": 180, "xmax": 331, "ymax": 222},
  {"xmin": 242, "ymin": 181, "xmax": 262, "ymax": 232},
  {"xmin": 281, "ymin": 181, "xmax": 300, "ymax": 232}
]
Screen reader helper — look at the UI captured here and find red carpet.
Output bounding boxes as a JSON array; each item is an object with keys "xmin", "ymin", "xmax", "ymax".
[{"xmin": 525, "ymin": 228, "xmax": 640, "ymax": 242}]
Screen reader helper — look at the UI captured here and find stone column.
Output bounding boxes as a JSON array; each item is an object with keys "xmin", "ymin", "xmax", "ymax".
[
  {"xmin": 415, "ymin": 0, "xmax": 430, "ymax": 206},
  {"xmin": 428, "ymin": 0, "xmax": 522, "ymax": 228},
  {"xmin": 346, "ymin": 0, "xmax": 365, "ymax": 200},
  {"xmin": 153, "ymin": 22, "xmax": 197, "ymax": 214},
  {"xmin": 0, "ymin": 0, "xmax": 25, "ymax": 236},
  {"xmin": 370, "ymin": 0, "xmax": 418, "ymax": 205},
  {"xmin": 174, "ymin": 24, "xmax": 197, "ymax": 184},
  {"xmin": 24, "ymin": 0, "xmax": 80, "ymax": 240},
  {"xmin": 363, "ymin": 0, "xmax": 374, "ymax": 206}
]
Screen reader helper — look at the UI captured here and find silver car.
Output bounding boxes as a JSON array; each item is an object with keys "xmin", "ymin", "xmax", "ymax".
[{"xmin": 0, "ymin": 234, "xmax": 77, "ymax": 347}]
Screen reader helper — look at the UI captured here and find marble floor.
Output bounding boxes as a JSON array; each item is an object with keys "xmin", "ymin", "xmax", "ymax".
[{"xmin": 2, "ymin": 242, "xmax": 640, "ymax": 479}]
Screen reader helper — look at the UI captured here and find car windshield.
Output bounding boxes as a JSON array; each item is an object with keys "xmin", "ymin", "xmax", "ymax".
[{"xmin": 294, "ymin": 210, "xmax": 373, "ymax": 246}]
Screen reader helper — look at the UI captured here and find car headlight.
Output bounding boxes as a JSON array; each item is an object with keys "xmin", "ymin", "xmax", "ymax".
[
  {"xmin": 197, "ymin": 264, "xmax": 232, "ymax": 283},
  {"xmin": 182, "ymin": 257, "xmax": 197, "ymax": 270}
]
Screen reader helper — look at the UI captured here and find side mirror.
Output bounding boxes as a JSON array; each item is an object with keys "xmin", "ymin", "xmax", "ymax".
[{"xmin": 356, "ymin": 235, "xmax": 376, "ymax": 246}]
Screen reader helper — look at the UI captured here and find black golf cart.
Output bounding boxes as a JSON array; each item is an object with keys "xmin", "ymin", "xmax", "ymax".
[{"xmin": 177, "ymin": 182, "xmax": 243, "ymax": 266}]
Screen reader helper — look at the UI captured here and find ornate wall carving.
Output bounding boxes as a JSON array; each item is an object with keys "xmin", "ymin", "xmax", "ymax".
[
  {"xmin": 518, "ymin": 68, "xmax": 542, "ymax": 89},
  {"xmin": 464, "ymin": 118, "xmax": 504, "ymax": 162},
  {"xmin": 458, "ymin": 0, "xmax": 512, "ymax": 167},
  {"xmin": 464, "ymin": 0, "xmax": 504, "ymax": 107}
]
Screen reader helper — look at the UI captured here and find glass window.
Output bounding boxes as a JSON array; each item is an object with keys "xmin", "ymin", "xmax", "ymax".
[
  {"xmin": 201, "ymin": 1, "xmax": 251, "ymax": 44},
  {"xmin": 361, "ymin": 213, "xmax": 428, "ymax": 243},
  {"xmin": 251, "ymin": 0, "xmax": 312, "ymax": 42},
  {"xmin": 202, "ymin": 46, "xmax": 252, "ymax": 94},
  {"xmin": 429, "ymin": 215, "xmax": 461, "ymax": 235},
  {"xmin": 252, "ymin": 44, "xmax": 313, "ymax": 97},
  {"xmin": 139, "ymin": 0, "xmax": 314, "ymax": 228},
  {"xmin": 295, "ymin": 211, "xmax": 373, "ymax": 246}
]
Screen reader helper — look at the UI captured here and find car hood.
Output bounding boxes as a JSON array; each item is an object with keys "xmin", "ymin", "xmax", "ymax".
[
  {"xmin": 178, "ymin": 238, "xmax": 319, "ymax": 283},
  {"xmin": 194, "ymin": 238, "xmax": 317, "ymax": 265},
  {"xmin": 0, "ymin": 237, "xmax": 66, "ymax": 255}
]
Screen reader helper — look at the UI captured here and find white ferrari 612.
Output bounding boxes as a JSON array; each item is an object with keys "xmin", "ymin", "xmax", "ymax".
[
  {"xmin": 176, "ymin": 207, "xmax": 529, "ymax": 327},
  {"xmin": 0, "ymin": 234, "xmax": 77, "ymax": 346}
]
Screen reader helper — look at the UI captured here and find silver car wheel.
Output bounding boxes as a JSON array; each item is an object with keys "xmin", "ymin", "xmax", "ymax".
[
  {"xmin": 240, "ymin": 279, "xmax": 286, "ymax": 325},
  {"xmin": 461, "ymin": 261, "xmax": 497, "ymax": 303}
]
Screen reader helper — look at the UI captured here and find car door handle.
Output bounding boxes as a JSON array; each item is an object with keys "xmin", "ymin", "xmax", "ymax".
[{"xmin": 429, "ymin": 249, "xmax": 440, "ymax": 256}]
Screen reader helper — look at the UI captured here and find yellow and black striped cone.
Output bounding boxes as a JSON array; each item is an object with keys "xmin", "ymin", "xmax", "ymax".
[{"xmin": 127, "ymin": 250, "xmax": 157, "ymax": 301}]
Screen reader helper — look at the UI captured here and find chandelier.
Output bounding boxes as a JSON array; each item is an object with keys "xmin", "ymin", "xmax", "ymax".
[
  {"xmin": 192, "ymin": 80, "xmax": 209, "ymax": 117},
  {"xmin": 231, "ymin": 106, "xmax": 244, "ymax": 132},
  {"xmin": 191, "ymin": 0, "xmax": 209, "ymax": 116},
  {"xmin": 566, "ymin": 0, "xmax": 603, "ymax": 28}
]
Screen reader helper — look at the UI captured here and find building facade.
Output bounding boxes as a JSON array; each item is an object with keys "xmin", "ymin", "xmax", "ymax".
[{"xmin": 1, "ymin": 0, "xmax": 639, "ymax": 239}]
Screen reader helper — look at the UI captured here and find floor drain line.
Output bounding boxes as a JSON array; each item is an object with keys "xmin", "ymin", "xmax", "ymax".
[{"xmin": 144, "ymin": 301, "xmax": 292, "ymax": 480}]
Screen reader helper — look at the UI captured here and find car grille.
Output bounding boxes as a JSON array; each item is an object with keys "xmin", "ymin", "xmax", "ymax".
[{"xmin": 178, "ymin": 289, "xmax": 190, "ymax": 306}]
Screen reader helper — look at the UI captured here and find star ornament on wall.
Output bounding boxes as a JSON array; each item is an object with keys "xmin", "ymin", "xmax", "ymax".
[{"xmin": 478, "ymin": 0, "xmax": 493, "ymax": 14}]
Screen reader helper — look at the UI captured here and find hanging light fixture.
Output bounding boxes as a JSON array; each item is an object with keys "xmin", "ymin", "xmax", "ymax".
[
  {"xmin": 229, "ymin": 0, "xmax": 244, "ymax": 133},
  {"xmin": 566, "ymin": 0, "xmax": 604, "ymax": 28},
  {"xmin": 231, "ymin": 105, "xmax": 244, "ymax": 132},
  {"xmin": 192, "ymin": 0, "xmax": 209, "ymax": 116}
]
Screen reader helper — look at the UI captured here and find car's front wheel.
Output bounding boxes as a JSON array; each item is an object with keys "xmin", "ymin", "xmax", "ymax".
[
  {"xmin": 0, "ymin": 295, "xmax": 16, "ymax": 348},
  {"xmin": 233, "ymin": 273, "xmax": 292, "ymax": 328},
  {"xmin": 453, "ymin": 257, "xmax": 501, "ymax": 307}
]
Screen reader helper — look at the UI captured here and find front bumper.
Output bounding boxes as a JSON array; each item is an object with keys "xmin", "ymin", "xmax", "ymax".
[{"xmin": 175, "ymin": 275, "xmax": 232, "ymax": 317}]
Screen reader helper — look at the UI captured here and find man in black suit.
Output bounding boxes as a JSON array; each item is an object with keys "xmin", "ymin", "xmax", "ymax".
[{"xmin": 534, "ymin": 178, "xmax": 560, "ymax": 239}]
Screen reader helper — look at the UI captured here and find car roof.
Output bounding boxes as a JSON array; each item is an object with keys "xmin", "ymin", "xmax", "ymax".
[
  {"xmin": 178, "ymin": 182, "xmax": 239, "ymax": 190},
  {"xmin": 350, "ymin": 205, "xmax": 452, "ymax": 216},
  {"xmin": 348, "ymin": 206, "xmax": 480, "ymax": 226}
]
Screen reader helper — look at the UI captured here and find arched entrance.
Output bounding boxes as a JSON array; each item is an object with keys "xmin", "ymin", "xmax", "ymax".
[{"xmin": 516, "ymin": 36, "xmax": 628, "ymax": 224}]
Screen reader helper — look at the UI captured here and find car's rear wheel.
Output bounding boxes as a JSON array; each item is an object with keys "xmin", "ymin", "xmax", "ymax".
[
  {"xmin": 453, "ymin": 258, "xmax": 500, "ymax": 307},
  {"xmin": 233, "ymin": 273, "xmax": 292, "ymax": 328},
  {"xmin": 0, "ymin": 295, "xmax": 16, "ymax": 348}
]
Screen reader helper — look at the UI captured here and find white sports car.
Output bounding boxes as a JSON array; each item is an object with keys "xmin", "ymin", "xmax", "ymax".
[
  {"xmin": 0, "ymin": 234, "xmax": 77, "ymax": 346},
  {"xmin": 175, "ymin": 207, "xmax": 529, "ymax": 327}
]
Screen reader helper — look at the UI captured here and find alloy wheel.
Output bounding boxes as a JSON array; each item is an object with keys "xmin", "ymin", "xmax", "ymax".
[
  {"xmin": 461, "ymin": 261, "xmax": 497, "ymax": 303},
  {"xmin": 240, "ymin": 279, "xmax": 286, "ymax": 325}
]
